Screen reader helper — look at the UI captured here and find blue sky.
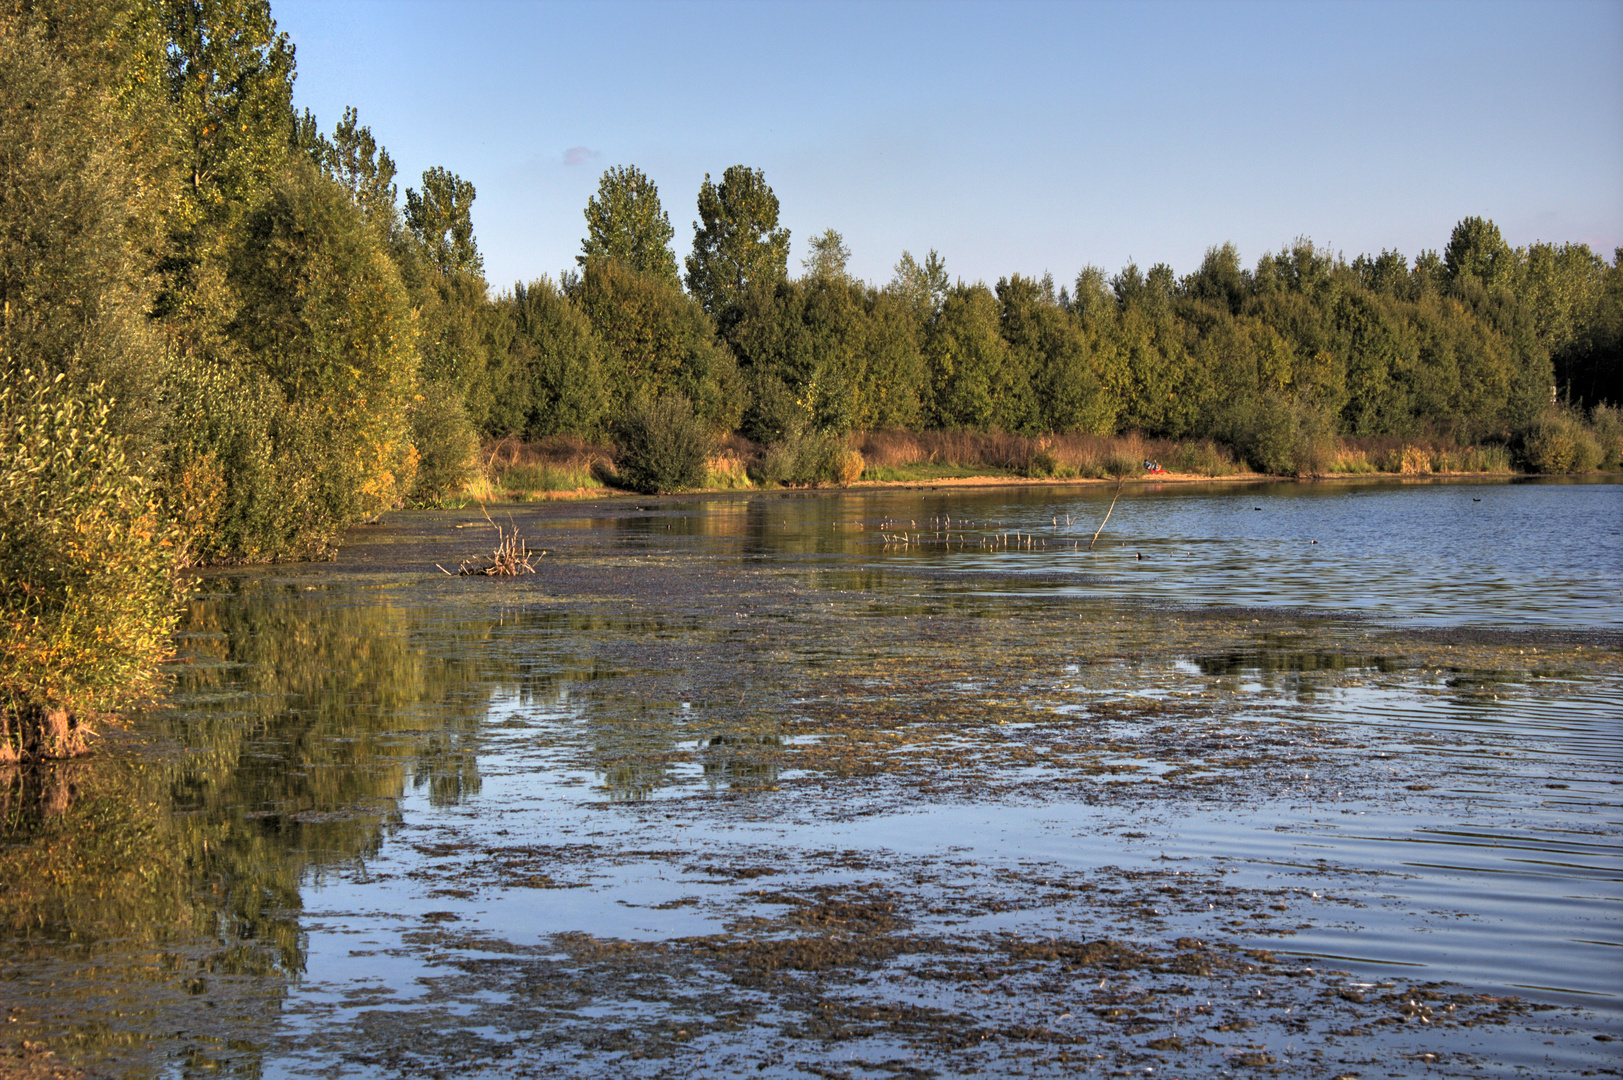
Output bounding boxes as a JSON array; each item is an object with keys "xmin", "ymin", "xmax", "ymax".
[{"xmin": 276, "ymin": 0, "xmax": 1623, "ymax": 293}]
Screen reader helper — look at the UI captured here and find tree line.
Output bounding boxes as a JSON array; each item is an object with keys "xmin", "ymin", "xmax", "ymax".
[{"xmin": 2, "ymin": 0, "xmax": 1619, "ymax": 746}]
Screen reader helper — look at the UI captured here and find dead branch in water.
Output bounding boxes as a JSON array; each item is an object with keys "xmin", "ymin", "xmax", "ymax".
[
  {"xmin": 1090, "ymin": 479, "xmax": 1125, "ymax": 550},
  {"xmin": 437, "ymin": 508, "xmax": 541, "ymax": 576}
]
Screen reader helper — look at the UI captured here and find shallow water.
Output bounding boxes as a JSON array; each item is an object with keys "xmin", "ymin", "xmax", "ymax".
[{"xmin": 2, "ymin": 478, "xmax": 1619, "ymax": 1079}]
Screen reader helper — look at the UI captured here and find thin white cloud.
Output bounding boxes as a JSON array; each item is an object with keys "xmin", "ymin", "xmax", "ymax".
[{"xmin": 563, "ymin": 146, "xmax": 600, "ymax": 167}]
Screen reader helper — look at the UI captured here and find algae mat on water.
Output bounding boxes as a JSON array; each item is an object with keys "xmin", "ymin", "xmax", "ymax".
[{"xmin": 3, "ymin": 483, "xmax": 1620, "ymax": 1079}]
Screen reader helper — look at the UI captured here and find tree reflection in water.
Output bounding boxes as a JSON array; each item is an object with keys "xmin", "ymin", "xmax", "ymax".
[{"xmin": 0, "ymin": 579, "xmax": 498, "ymax": 1077}]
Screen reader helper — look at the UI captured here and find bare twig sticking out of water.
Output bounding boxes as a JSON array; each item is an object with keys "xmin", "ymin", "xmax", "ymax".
[
  {"xmin": 438, "ymin": 508, "xmax": 540, "ymax": 576},
  {"xmin": 1090, "ymin": 480, "xmax": 1125, "ymax": 550}
]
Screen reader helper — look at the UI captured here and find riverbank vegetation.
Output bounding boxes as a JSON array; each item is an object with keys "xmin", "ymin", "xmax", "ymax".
[{"xmin": 2, "ymin": 0, "xmax": 1620, "ymax": 754}]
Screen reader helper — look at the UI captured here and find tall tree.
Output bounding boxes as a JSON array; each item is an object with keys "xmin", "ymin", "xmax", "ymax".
[
  {"xmin": 406, "ymin": 166, "xmax": 481, "ymax": 277},
  {"xmin": 0, "ymin": 10, "xmax": 167, "ymax": 432},
  {"xmin": 576, "ymin": 257, "xmax": 739, "ymax": 428},
  {"xmin": 684, "ymin": 165, "xmax": 790, "ymax": 316},
  {"xmin": 328, "ymin": 106, "xmax": 399, "ymax": 231},
  {"xmin": 578, "ymin": 164, "xmax": 678, "ymax": 285},
  {"xmin": 888, "ymin": 249, "xmax": 950, "ymax": 323},
  {"xmin": 1443, "ymin": 216, "xmax": 1516, "ymax": 290},
  {"xmin": 802, "ymin": 228, "xmax": 852, "ymax": 282},
  {"xmin": 159, "ymin": 0, "xmax": 294, "ymax": 243}
]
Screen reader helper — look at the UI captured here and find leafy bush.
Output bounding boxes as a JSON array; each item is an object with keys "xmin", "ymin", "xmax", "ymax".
[
  {"xmin": 610, "ymin": 393, "xmax": 713, "ymax": 494},
  {"xmin": 1025, "ymin": 448, "xmax": 1059, "ymax": 477},
  {"xmin": 749, "ymin": 430, "xmax": 845, "ymax": 487},
  {"xmin": 409, "ymin": 383, "xmax": 479, "ymax": 504},
  {"xmin": 1521, "ymin": 409, "xmax": 1601, "ymax": 473},
  {"xmin": 1101, "ymin": 451, "xmax": 1141, "ymax": 479},
  {"xmin": 1222, "ymin": 398, "xmax": 1334, "ymax": 475},
  {"xmin": 1, "ymin": 369, "xmax": 178, "ymax": 752},
  {"xmin": 1170, "ymin": 440, "xmax": 1237, "ymax": 476},
  {"xmin": 1591, "ymin": 404, "xmax": 1623, "ymax": 469}
]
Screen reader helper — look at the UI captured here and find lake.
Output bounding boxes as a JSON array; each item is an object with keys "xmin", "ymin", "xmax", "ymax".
[{"xmin": 2, "ymin": 477, "xmax": 1619, "ymax": 1078}]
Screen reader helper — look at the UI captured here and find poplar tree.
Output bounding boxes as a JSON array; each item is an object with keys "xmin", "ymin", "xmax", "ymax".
[
  {"xmin": 406, "ymin": 167, "xmax": 481, "ymax": 276},
  {"xmin": 578, "ymin": 165, "xmax": 678, "ymax": 286},
  {"xmin": 684, "ymin": 165, "xmax": 790, "ymax": 316}
]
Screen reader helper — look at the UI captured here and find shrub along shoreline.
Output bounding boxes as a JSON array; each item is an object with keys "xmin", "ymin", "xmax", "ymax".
[{"xmin": 467, "ymin": 426, "xmax": 1589, "ymax": 504}]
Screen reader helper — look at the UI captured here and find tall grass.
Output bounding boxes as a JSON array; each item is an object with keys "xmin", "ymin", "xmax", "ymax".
[
  {"xmin": 1326, "ymin": 436, "xmax": 1514, "ymax": 476},
  {"xmin": 468, "ymin": 434, "xmax": 611, "ymax": 502},
  {"xmin": 852, "ymin": 430, "xmax": 1241, "ymax": 479}
]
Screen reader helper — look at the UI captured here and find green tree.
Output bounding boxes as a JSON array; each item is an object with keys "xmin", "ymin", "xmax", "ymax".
[
  {"xmin": 578, "ymin": 164, "xmax": 678, "ymax": 285},
  {"xmin": 997, "ymin": 275, "xmax": 1111, "ymax": 434},
  {"xmin": 326, "ymin": 106, "xmax": 400, "ymax": 233},
  {"xmin": 802, "ymin": 228, "xmax": 852, "ymax": 282},
  {"xmin": 1444, "ymin": 216, "xmax": 1516, "ymax": 289},
  {"xmin": 684, "ymin": 165, "xmax": 790, "ymax": 316},
  {"xmin": 1182, "ymin": 242, "xmax": 1248, "ymax": 315},
  {"xmin": 926, "ymin": 283, "xmax": 1027, "ymax": 430},
  {"xmin": 1353, "ymin": 249, "xmax": 1411, "ymax": 297},
  {"xmin": 173, "ymin": 161, "xmax": 418, "ymax": 561},
  {"xmin": 888, "ymin": 249, "xmax": 950, "ymax": 324},
  {"xmin": 576, "ymin": 257, "xmax": 739, "ymax": 427},
  {"xmin": 406, "ymin": 166, "xmax": 481, "ymax": 276},
  {"xmin": 157, "ymin": 0, "xmax": 295, "ymax": 299},
  {"xmin": 504, "ymin": 278, "xmax": 608, "ymax": 437},
  {"xmin": 0, "ymin": 14, "xmax": 167, "ymax": 435}
]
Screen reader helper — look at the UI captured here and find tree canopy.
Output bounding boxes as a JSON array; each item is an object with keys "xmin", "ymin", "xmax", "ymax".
[
  {"xmin": 579, "ymin": 165, "xmax": 679, "ymax": 286},
  {"xmin": 684, "ymin": 165, "xmax": 790, "ymax": 317}
]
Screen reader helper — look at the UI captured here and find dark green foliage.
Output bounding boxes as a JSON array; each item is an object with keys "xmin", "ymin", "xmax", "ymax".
[
  {"xmin": 579, "ymin": 165, "xmax": 679, "ymax": 286},
  {"xmin": 408, "ymin": 384, "xmax": 479, "ymax": 504},
  {"xmin": 726, "ymin": 272, "xmax": 927, "ymax": 439},
  {"xmin": 927, "ymin": 284, "xmax": 1028, "ymax": 430},
  {"xmin": 500, "ymin": 278, "xmax": 608, "ymax": 438},
  {"xmin": 413, "ymin": 267, "xmax": 512, "ymax": 433},
  {"xmin": 685, "ymin": 165, "xmax": 790, "ymax": 316},
  {"xmin": 997, "ymin": 274, "xmax": 1112, "ymax": 434},
  {"xmin": 575, "ymin": 257, "xmax": 739, "ymax": 429},
  {"xmin": 610, "ymin": 393, "xmax": 714, "ymax": 494}
]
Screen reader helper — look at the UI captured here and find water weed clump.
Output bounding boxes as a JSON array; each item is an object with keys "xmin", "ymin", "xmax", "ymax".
[{"xmin": 0, "ymin": 370, "xmax": 179, "ymax": 759}]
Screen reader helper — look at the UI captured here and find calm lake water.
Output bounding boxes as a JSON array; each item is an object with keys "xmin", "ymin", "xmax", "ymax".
[{"xmin": 2, "ymin": 477, "xmax": 1619, "ymax": 1079}]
